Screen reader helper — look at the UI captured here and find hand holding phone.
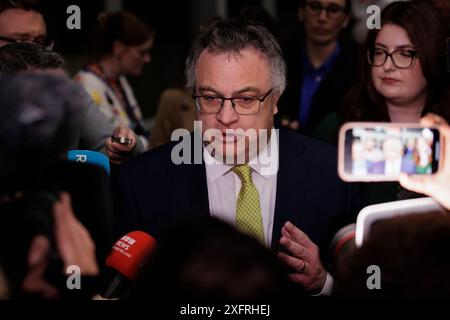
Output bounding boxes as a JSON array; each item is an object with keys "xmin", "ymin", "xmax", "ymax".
[
  {"xmin": 111, "ymin": 136, "xmax": 133, "ymax": 145},
  {"xmin": 338, "ymin": 122, "xmax": 442, "ymax": 182},
  {"xmin": 398, "ymin": 114, "xmax": 450, "ymax": 210},
  {"xmin": 106, "ymin": 126, "xmax": 137, "ymax": 165}
]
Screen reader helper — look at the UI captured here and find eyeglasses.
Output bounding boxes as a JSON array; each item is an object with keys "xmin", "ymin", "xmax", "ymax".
[
  {"xmin": 367, "ymin": 47, "xmax": 418, "ymax": 69},
  {"xmin": 304, "ymin": 1, "xmax": 346, "ymax": 18},
  {"xmin": 0, "ymin": 35, "xmax": 54, "ymax": 50},
  {"xmin": 193, "ymin": 88, "xmax": 274, "ymax": 115}
]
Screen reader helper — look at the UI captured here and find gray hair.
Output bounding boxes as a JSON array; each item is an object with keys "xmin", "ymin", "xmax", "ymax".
[
  {"xmin": 0, "ymin": 42, "xmax": 65, "ymax": 76},
  {"xmin": 185, "ymin": 18, "xmax": 286, "ymax": 94}
]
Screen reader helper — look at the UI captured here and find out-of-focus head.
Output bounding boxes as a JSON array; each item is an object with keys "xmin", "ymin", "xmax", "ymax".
[
  {"xmin": 0, "ymin": 74, "xmax": 82, "ymax": 195},
  {"xmin": 0, "ymin": 42, "xmax": 64, "ymax": 76},
  {"xmin": 298, "ymin": 0, "xmax": 351, "ymax": 46},
  {"xmin": 363, "ymin": 1, "xmax": 448, "ymax": 111},
  {"xmin": 0, "ymin": 0, "xmax": 50, "ymax": 49},
  {"xmin": 335, "ymin": 212, "xmax": 450, "ymax": 299},
  {"xmin": 90, "ymin": 11, "xmax": 154, "ymax": 76},
  {"xmin": 131, "ymin": 218, "xmax": 301, "ymax": 300}
]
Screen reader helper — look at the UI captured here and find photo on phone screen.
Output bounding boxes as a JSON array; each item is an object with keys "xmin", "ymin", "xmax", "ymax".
[{"xmin": 339, "ymin": 123, "xmax": 441, "ymax": 181}]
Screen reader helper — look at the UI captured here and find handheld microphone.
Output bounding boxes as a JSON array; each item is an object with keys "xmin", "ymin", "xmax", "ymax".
[
  {"xmin": 101, "ymin": 231, "xmax": 156, "ymax": 299},
  {"xmin": 67, "ymin": 150, "xmax": 110, "ymax": 175}
]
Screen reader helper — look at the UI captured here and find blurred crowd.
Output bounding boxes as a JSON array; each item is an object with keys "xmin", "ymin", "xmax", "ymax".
[{"xmin": 0, "ymin": 0, "xmax": 449, "ymax": 302}]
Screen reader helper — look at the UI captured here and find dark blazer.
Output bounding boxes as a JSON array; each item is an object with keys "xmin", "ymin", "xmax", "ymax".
[
  {"xmin": 279, "ymin": 38, "xmax": 359, "ymax": 135},
  {"xmin": 113, "ymin": 129, "xmax": 361, "ymax": 254}
]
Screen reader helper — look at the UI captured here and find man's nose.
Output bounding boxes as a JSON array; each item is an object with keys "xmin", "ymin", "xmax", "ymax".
[
  {"xmin": 318, "ymin": 8, "xmax": 328, "ymax": 21},
  {"xmin": 216, "ymin": 100, "xmax": 239, "ymax": 125}
]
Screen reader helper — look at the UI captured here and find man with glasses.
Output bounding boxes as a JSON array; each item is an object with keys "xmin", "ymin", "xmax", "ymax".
[
  {"xmin": 114, "ymin": 18, "xmax": 361, "ymax": 296},
  {"xmin": 279, "ymin": 0, "xmax": 358, "ymax": 135},
  {"xmin": 0, "ymin": 0, "xmax": 51, "ymax": 48},
  {"xmin": 0, "ymin": 0, "xmax": 144, "ymax": 163}
]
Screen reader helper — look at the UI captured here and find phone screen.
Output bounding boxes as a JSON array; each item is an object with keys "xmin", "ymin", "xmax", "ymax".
[{"xmin": 342, "ymin": 125, "xmax": 440, "ymax": 180}]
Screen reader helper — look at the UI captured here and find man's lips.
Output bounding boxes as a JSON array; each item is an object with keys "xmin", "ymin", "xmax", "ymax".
[
  {"xmin": 220, "ymin": 133, "xmax": 244, "ymax": 143},
  {"xmin": 312, "ymin": 27, "xmax": 330, "ymax": 34}
]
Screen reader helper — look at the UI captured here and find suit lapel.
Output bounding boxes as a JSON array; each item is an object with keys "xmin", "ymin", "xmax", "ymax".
[
  {"xmin": 169, "ymin": 133, "xmax": 210, "ymax": 223},
  {"xmin": 271, "ymin": 130, "xmax": 311, "ymax": 251}
]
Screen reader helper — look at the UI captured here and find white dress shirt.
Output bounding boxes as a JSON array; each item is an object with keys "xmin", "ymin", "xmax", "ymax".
[
  {"xmin": 203, "ymin": 129, "xmax": 333, "ymax": 296},
  {"xmin": 204, "ymin": 130, "xmax": 278, "ymax": 248}
]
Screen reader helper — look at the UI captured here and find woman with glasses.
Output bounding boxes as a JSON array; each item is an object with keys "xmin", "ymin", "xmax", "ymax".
[
  {"xmin": 75, "ymin": 11, "xmax": 154, "ymax": 149},
  {"xmin": 278, "ymin": 0, "xmax": 358, "ymax": 135},
  {"xmin": 314, "ymin": 0, "xmax": 449, "ymax": 206}
]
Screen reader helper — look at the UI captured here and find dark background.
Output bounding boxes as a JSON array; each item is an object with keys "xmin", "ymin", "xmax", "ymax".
[{"xmin": 37, "ymin": 0, "xmax": 301, "ymax": 120}]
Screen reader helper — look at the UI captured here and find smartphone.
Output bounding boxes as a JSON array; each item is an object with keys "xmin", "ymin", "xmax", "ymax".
[
  {"xmin": 111, "ymin": 136, "xmax": 133, "ymax": 145},
  {"xmin": 338, "ymin": 122, "xmax": 441, "ymax": 182}
]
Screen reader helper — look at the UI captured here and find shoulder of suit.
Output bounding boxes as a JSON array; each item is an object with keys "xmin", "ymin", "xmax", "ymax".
[
  {"xmin": 279, "ymin": 129, "xmax": 337, "ymax": 162},
  {"xmin": 121, "ymin": 140, "xmax": 180, "ymax": 172}
]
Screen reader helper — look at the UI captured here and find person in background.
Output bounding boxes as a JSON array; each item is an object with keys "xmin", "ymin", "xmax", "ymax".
[
  {"xmin": 0, "ymin": 74, "xmax": 101, "ymax": 299},
  {"xmin": 401, "ymin": 137, "xmax": 417, "ymax": 174},
  {"xmin": 0, "ymin": 1, "xmax": 144, "ymax": 164},
  {"xmin": 0, "ymin": 0, "xmax": 49, "ymax": 48},
  {"xmin": 382, "ymin": 137, "xmax": 403, "ymax": 175},
  {"xmin": 400, "ymin": 114, "xmax": 450, "ymax": 211},
  {"xmin": 313, "ymin": 0, "xmax": 448, "ymax": 206},
  {"xmin": 314, "ymin": 1, "xmax": 449, "ymax": 144},
  {"xmin": 149, "ymin": 87, "xmax": 195, "ymax": 149},
  {"xmin": 75, "ymin": 11, "xmax": 154, "ymax": 150},
  {"xmin": 278, "ymin": 0, "xmax": 358, "ymax": 135}
]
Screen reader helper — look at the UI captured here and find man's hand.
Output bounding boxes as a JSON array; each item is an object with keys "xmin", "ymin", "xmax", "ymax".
[
  {"xmin": 277, "ymin": 221, "xmax": 327, "ymax": 294},
  {"xmin": 399, "ymin": 113, "xmax": 450, "ymax": 210},
  {"xmin": 106, "ymin": 126, "xmax": 137, "ymax": 165}
]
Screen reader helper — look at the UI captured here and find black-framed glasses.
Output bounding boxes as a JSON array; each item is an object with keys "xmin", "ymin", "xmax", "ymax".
[
  {"xmin": 0, "ymin": 35, "xmax": 54, "ymax": 50},
  {"xmin": 367, "ymin": 47, "xmax": 418, "ymax": 69},
  {"xmin": 193, "ymin": 88, "xmax": 274, "ymax": 115},
  {"xmin": 304, "ymin": 1, "xmax": 346, "ymax": 18}
]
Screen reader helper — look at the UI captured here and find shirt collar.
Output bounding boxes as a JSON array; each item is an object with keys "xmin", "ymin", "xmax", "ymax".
[
  {"xmin": 204, "ymin": 128, "xmax": 279, "ymax": 182},
  {"xmin": 302, "ymin": 42, "xmax": 341, "ymax": 74}
]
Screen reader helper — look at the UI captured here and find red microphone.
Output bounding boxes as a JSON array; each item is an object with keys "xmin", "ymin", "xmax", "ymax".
[{"xmin": 101, "ymin": 231, "xmax": 157, "ymax": 299}]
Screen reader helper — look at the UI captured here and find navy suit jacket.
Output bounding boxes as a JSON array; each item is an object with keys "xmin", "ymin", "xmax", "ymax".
[{"xmin": 113, "ymin": 129, "xmax": 361, "ymax": 254}]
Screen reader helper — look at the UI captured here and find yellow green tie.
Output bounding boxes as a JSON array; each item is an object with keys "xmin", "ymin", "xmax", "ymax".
[{"xmin": 232, "ymin": 164, "xmax": 264, "ymax": 243}]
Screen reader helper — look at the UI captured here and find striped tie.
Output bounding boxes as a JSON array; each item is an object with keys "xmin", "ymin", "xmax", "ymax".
[{"xmin": 232, "ymin": 164, "xmax": 264, "ymax": 243}]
